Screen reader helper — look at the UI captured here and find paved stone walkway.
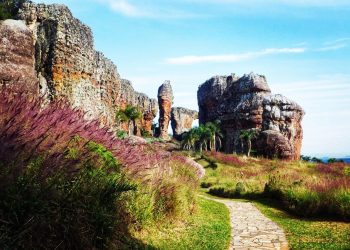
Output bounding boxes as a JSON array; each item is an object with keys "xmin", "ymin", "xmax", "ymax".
[{"xmin": 202, "ymin": 196, "xmax": 289, "ymax": 250}]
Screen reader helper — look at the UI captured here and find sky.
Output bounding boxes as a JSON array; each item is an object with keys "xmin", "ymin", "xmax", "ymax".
[{"xmin": 35, "ymin": 0, "xmax": 350, "ymax": 157}]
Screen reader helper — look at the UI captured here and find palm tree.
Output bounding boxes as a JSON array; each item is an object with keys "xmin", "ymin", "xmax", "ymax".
[
  {"xmin": 197, "ymin": 125, "xmax": 212, "ymax": 152},
  {"xmin": 116, "ymin": 105, "xmax": 142, "ymax": 136},
  {"xmin": 205, "ymin": 120, "xmax": 223, "ymax": 151},
  {"xmin": 239, "ymin": 129, "xmax": 258, "ymax": 157}
]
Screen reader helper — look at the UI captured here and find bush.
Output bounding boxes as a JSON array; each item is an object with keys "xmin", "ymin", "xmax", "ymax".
[{"xmin": 0, "ymin": 0, "xmax": 28, "ymax": 20}]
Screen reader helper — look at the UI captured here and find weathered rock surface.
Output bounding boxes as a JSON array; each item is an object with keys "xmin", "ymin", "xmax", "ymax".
[
  {"xmin": 171, "ymin": 107, "xmax": 198, "ymax": 140},
  {"xmin": 0, "ymin": 3, "xmax": 157, "ymax": 133},
  {"xmin": 197, "ymin": 73, "xmax": 304, "ymax": 160},
  {"xmin": 120, "ymin": 79, "xmax": 158, "ymax": 135},
  {"xmin": 0, "ymin": 20, "xmax": 38, "ymax": 94},
  {"xmin": 158, "ymin": 81, "xmax": 173, "ymax": 139}
]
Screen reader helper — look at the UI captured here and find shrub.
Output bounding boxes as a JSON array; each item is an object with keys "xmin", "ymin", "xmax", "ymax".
[{"xmin": 0, "ymin": 0, "xmax": 28, "ymax": 20}]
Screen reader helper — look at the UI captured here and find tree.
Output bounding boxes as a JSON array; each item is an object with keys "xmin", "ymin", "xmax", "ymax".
[
  {"xmin": 239, "ymin": 129, "xmax": 258, "ymax": 157},
  {"xmin": 197, "ymin": 125, "xmax": 212, "ymax": 153},
  {"xmin": 116, "ymin": 105, "xmax": 142, "ymax": 136},
  {"xmin": 0, "ymin": 0, "xmax": 28, "ymax": 20},
  {"xmin": 205, "ymin": 120, "xmax": 223, "ymax": 151}
]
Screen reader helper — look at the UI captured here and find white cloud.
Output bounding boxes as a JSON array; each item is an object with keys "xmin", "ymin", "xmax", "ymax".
[
  {"xmin": 166, "ymin": 47, "xmax": 305, "ymax": 65},
  {"xmin": 315, "ymin": 37, "xmax": 350, "ymax": 51}
]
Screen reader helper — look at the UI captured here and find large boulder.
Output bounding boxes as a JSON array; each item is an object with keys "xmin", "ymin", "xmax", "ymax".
[
  {"xmin": 171, "ymin": 107, "xmax": 198, "ymax": 140},
  {"xmin": 197, "ymin": 72, "xmax": 305, "ymax": 160},
  {"xmin": 157, "ymin": 81, "xmax": 173, "ymax": 139}
]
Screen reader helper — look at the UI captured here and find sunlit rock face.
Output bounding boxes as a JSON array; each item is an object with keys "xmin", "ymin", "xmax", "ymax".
[
  {"xmin": 171, "ymin": 107, "xmax": 198, "ymax": 140},
  {"xmin": 0, "ymin": 3, "xmax": 157, "ymax": 132},
  {"xmin": 197, "ymin": 73, "xmax": 305, "ymax": 160},
  {"xmin": 158, "ymin": 81, "xmax": 173, "ymax": 140},
  {"xmin": 0, "ymin": 20, "xmax": 38, "ymax": 95}
]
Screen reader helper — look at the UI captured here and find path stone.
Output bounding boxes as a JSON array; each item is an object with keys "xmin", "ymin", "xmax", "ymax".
[{"xmin": 201, "ymin": 196, "xmax": 289, "ymax": 250}]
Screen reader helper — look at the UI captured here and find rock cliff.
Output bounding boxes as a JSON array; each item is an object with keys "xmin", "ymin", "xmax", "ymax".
[
  {"xmin": 0, "ymin": 3, "xmax": 157, "ymax": 132},
  {"xmin": 197, "ymin": 73, "xmax": 304, "ymax": 160},
  {"xmin": 171, "ymin": 107, "xmax": 198, "ymax": 140},
  {"xmin": 0, "ymin": 20, "xmax": 38, "ymax": 94},
  {"xmin": 157, "ymin": 81, "xmax": 173, "ymax": 139}
]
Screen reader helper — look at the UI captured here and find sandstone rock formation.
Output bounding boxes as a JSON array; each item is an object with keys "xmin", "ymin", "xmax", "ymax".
[
  {"xmin": 197, "ymin": 73, "xmax": 304, "ymax": 160},
  {"xmin": 171, "ymin": 107, "xmax": 198, "ymax": 140},
  {"xmin": 120, "ymin": 79, "xmax": 158, "ymax": 135},
  {"xmin": 0, "ymin": 20, "xmax": 38, "ymax": 94},
  {"xmin": 157, "ymin": 81, "xmax": 173, "ymax": 139},
  {"xmin": 0, "ymin": 3, "xmax": 157, "ymax": 133}
]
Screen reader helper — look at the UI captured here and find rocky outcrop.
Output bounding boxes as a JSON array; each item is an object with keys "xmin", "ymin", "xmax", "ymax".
[
  {"xmin": 157, "ymin": 81, "xmax": 173, "ymax": 139},
  {"xmin": 0, "ymin": 20, "xmax": 38, "ymax": 94},
  {"xmin": 171, "ymin": 107, "xmax": 198, "ymax": 140},
  {"xmin": 0, "ymin": 3, "xmax": 157, "ymax": 132},
  {"xmin": 197, "ymin": 73, "xmax": 304, "ymax": 160},
  {"xmin": 119, "ymin": 79, "xmax": 158, "ymax": 135}
]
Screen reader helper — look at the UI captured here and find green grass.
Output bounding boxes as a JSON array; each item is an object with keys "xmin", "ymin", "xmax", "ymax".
[
  {"xmin": 253, "ymin": 199, "xmax": 350, "ymax": 250},
  {"xmin": 133, "ymin": 197, "xmax": 231, "ymax": 250}
]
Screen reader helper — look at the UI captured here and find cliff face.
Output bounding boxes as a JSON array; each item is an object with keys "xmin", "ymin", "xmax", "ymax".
[
  {"xmin": 0, "ymin": 3, "xmax": 157, "ymax": 132},
  {"xmin": 171, "ymin": 107, "xmax": 198, "ymax": 140},
  {"xmin": 198, "ymin": 73, "xmax": 305, "ymax": 160},
  {"xmin": 0, "ymin": 20, "xmax": 38, "ymax": 94},
  {"xmin": 157, "ymin": 81, "xmax": 173, "ymax": 139}
]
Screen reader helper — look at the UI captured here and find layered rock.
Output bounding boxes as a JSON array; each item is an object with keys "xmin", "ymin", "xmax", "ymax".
[
  {"xmin": 171, "ymin": 107, "xmax": 198, "ymax": 140},
  {"xmin": 0, "ymin": 3, "xmax": 157, "ymax": 132},
  {"xmin": 0, "ymin": 20, "xmax": 38, "ymax": 94},
  {"xmin": 157, "ymin": 81, "xmax": 173, "ymax": 139},
  {"xmin": 119, "ymin": 79, "xmax": 158, "ymax": 135},
  {"xmin": 198, "ymin": 73, "xmax": 304, "ymax": 160}
]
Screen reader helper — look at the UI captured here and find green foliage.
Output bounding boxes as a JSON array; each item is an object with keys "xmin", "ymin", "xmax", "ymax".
[
  {"xmin": 0, "ymin": 0, "xmax": 28, "ymax": 20},
  {"xmin": 116, "ymin": 105, "xmax": 142, "ymax": 136},
  {"xmin": 134, "ymin": 197, "xmax": 231, "ymax": 250},
  {"xmin": 239, "ymin": 129, "xmax": 258, "ymax": 156},
  {"xmin": 181, "ymin": 120, "xmax": 222, "ymax": 152},
  {"xmin": 116, "ymin": 129, "xmax": 128, "ymax": 139}
]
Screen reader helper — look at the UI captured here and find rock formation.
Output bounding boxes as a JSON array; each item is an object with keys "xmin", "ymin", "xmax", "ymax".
[
  {"xmin": 197, "ymin": 73, "xmax": 304, "ymax": 160},
  {"xmin": 0, "ymin": 3, "xmax": 157, "ymax": 133},
  {"xmin": 0, "ymin": 20, "xmax": 38, "ymax": 94},
  {"xmin": 120, "ymin": 79, "xmax": 158, "ymax": 135},
  {"xmin": 171, "ymin": 107, "xmax": 198, "ymax": 140},
  {"xmin": 157, "ymin": 81, "xmax": 173, "ymax": 139}
]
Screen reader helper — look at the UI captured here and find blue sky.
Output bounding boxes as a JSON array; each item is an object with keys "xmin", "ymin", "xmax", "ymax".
[{"xmin": 35, "ymin": 0, "xmax": 350, "ymax": 157}]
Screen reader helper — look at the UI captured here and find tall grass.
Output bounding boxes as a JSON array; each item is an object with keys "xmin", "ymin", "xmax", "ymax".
[
  {"xmin": 0, "ymin": 90, "xmax": 199, "ymax": 248},
  {"xmin": 200, "ymin": 152, "xmax": 350, "ymax": 220}
]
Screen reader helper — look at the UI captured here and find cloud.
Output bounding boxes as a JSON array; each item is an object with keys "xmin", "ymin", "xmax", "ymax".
[
  {"xmin": 95, "ymin": 0, "xmax": 200, "ymax": 18},
  {"xmin": 315, "ymin": 37, "xmax": 350, "ymax": 52},
  {"xmin": 166, "ymin": 47, "xmax": 305, "ymax": 65}
]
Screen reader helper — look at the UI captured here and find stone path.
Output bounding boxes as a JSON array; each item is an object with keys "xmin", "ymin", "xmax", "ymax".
[{"xmin": 202, "ymin": 196, "xmax": 289, "ymax": 250}]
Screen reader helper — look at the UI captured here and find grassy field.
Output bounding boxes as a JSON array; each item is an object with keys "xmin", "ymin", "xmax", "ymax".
[
  {"xmin": 133, "ymin": 197, "xmax": 231, "ymax": 250},
  {"xmin": 199, "ymin": 151, "xmax": 350, "ymax": 219},
  {"xmin": 198, "ymin": 151, "xmax": 350, "ymax": 249}
]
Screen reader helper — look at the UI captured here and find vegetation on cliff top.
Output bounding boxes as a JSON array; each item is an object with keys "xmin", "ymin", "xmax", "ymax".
[{"xmin": 0, "ymin": 0, "xmax": 28, "ymax": 20}]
